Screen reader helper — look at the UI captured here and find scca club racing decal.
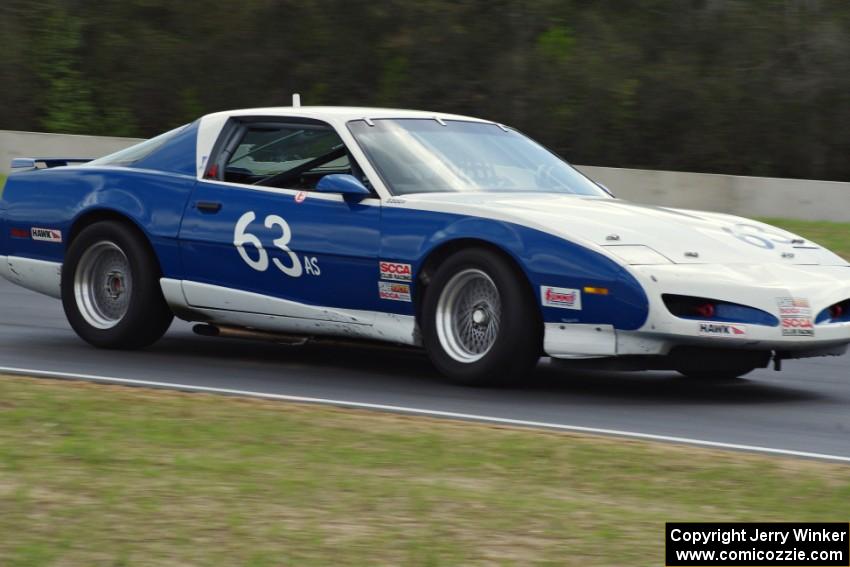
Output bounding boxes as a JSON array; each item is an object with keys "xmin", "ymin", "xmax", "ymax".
[
  {"xmin": 540, "ymin": 286, "xmax": 582, "ymax": 310},
  {"xmin": 378, "ymin": 281, "xmax": 411, "ymax": 302},
  {"xmin": 31, "ymin": 227, "xmax": 62, "ymax": 243},
  {"xmin": 776, "ymin": 297, "xmax": 814, "ymax": 337},
  {"xmin": 698, "ymin": 322, "xmax": 747, "ymax": 337},
  {"xmin": 379, "ymin": 261, "xmax": 412, "ymax": 282}
]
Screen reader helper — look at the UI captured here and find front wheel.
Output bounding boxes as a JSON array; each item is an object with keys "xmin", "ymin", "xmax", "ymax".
[
  {"xmin": 62, "ymin": 221, "xmax": 173, "ymax": 349},
  {"xmin": 421, "ymin": 248, "xmax": 542, "ymax": 386}
]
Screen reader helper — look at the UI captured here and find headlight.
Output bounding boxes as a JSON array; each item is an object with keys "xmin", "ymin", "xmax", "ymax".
[{"xmin": 604, "ymin": 245, "xmax": 672, "ymax": 265}]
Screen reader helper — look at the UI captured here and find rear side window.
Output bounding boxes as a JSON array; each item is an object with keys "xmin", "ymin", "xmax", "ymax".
[
  {"xmin": 223, "ymin": 123, "xmax": 350, "ymax": 187},
  {"xmin": 88, "ymin": 124, "xmax": 189, "ymax": 167}
]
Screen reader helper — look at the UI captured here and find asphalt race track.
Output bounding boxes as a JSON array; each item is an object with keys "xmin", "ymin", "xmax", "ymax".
[{"xmin": 1, "ymin": 277, "xmax": 848, "ymax": 461}]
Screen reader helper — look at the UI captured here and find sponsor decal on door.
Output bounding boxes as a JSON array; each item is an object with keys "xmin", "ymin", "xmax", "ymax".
[
  {"xmin": 378, "ymin": 281, "xmax": 411, "ymax": 302},
  {"xmin": 379, "ymin": 261, "xmax": 412, "ymax": 282}
]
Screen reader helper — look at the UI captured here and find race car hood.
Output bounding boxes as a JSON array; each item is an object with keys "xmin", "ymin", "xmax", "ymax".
[{"xmin": 401, "ymin": 193, "xmax": 849, "ymax": 267}]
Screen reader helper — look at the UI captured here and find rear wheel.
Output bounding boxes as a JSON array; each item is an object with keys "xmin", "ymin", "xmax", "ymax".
[
  {"xmin": 422, "ymin": 248, "xmax": 542, "ymax": 386},
  {"xmin": 62, "ymin": 221, "xmax": 173, "ymax": 349}
]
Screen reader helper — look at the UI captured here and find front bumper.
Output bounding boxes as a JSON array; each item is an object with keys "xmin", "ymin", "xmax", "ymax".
[{"xmin": 544, "ymin": 263, "xmax": 850, "ymax": 359}]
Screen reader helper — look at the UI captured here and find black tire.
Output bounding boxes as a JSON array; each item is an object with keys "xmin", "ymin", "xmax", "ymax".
[
  {"xmin": 62, "ymin": 221, "xmax": 173, "ymax": 349},
  {"xmin": 421, "ymin": 248, "xmax": 542, "ymax": 386}
]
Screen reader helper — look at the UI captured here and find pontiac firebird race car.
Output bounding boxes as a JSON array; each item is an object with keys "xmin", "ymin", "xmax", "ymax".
[{"xmin": 1, "ymin": 106, "xmax": 849, "ymax": 385}]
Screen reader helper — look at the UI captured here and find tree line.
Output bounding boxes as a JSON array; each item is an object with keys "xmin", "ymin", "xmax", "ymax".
[{"xmin": 1, "ymin": 0, "xmax": 848, "ymax": 181}]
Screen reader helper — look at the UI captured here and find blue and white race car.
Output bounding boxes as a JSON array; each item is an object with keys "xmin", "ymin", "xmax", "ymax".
[{"xmin": 1, "ymin": 106, "xmax": 849, "ymax": 384}]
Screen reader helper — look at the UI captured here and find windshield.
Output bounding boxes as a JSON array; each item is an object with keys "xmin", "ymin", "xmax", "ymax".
[{"xmin": 348, "ymin": 119, "xmax": 608, "ymax": 197}]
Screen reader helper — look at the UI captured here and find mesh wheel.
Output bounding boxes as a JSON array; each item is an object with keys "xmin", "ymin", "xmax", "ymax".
[{"xmin": 422, "ymin": 248, "xmax": 542, "ymax": 386}]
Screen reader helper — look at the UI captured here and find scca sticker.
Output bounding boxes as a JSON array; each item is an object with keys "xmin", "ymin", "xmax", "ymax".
[
  {"xmin": 31, "ymin": 228, "xmax": 62, "ymax": 243},
  {"xmin": 378, "ymin": 281, "xmax": 411, "ymax": 302},
  {"xmin": 698, "ymin": 322, "xmax": 747, "ymax": 337},
  {"xmin": 776, "ymin": 297, "xmax": 814, "ymax": 337},
  {"xmin": 541, "ymin": 286, "xmax": 582, "ymax": 310},
  {"xmin": 782, "ymin": 318, "xmax": 814, "ymax": 335},
  {"xmin": 379, "ymin": 261, "xmax": 412, "ymax": 282}
]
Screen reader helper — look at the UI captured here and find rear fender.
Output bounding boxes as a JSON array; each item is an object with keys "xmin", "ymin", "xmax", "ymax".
[{"xmin": 3, "ymin": 167, "xmax": 195, "ymax": 277}]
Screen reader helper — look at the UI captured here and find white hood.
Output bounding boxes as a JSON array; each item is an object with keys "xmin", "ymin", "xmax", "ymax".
[{"xmin": 401, "ymin": 193, "xmax": 849, "ymax": 267}]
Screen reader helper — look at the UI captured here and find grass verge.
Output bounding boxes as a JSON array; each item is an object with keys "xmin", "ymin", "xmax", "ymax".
[
  {"xmin": 0, "ymin": 376, "xmax": 849, "ymax": 566},
  {"xmin": 759, "ymin": 217, "xmax": 850, "ymax": 259}
]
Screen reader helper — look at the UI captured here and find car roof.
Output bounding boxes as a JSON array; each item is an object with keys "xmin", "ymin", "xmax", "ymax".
[
  {"xmin": 192, "ymin": 106, "xmax": 503, "ymax": 196},
  {"xmin": 202, "ymin": 106, "xmax": 495, "ymax": 124}
]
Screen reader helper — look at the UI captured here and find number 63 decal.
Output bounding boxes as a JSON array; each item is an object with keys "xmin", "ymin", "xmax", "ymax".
[
  {"xmin": 233, "ymin": 211, "xmax": 320, "ymax": 277},
  {"xmin": 723, "ymin": 223, "xmax": 794, "ymax": 250}
]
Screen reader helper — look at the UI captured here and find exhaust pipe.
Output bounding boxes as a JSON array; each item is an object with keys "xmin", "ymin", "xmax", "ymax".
[{"xmin": 192, "ymin": 323, "xmax": 422, "ymax": 354}]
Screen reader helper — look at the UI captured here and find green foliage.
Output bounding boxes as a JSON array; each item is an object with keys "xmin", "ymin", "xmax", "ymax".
[
  {"xmin": 377, "ymin": 55, "xmax": 411, "ymax": 106},
  {"xmin": 0, "ymin": 0, "xmax": 849, "ymax": 181},
  {"xmin": 536, "ymin": 25, "xmax": 574, "ymax": 64},
  {"xmin": 30, "ymin": 7, "xmax": 96, "ymax": 134},
  {"xmin": 758, "ymin": 218, "xmax": 850, "ymax": 260}
]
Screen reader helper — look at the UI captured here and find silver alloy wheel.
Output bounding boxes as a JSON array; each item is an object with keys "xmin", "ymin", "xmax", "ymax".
[
  {"xmin": 435, "ymin": 268, "xmax": 502, "ymax": 363},
  {"xmin": 74, "ymin": 241, "xmax": 133, "ymax": 329}
]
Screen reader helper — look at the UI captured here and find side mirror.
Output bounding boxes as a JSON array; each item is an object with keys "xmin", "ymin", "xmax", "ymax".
[{"xmin": 316, "ymin": 174, "xmax": 371, "ymax": 200}]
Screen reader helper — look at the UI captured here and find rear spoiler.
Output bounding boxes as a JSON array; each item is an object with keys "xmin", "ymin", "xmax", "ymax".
[{"xmin": 11, "ymin": 157, "xmax": 93, "ymax": 170}]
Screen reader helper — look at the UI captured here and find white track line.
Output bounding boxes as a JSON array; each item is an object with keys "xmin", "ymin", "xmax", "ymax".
[{"xmin": 1, "ymin": 365, "xmax": 848, "ymax": 464}]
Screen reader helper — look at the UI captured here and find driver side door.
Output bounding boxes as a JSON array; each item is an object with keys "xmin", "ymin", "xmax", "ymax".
[{"xmin": 178, "ymin": 116, "xmax": 382, "ymax": 322}]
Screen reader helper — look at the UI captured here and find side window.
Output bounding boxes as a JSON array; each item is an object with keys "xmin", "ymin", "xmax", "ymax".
[
  {"xmin": 89, "ymin": 123, "xmax": 189, "ymax": 167},
  {"xmin": 219, "ymin": 122, "xmax": 351, "ymax": 190}
]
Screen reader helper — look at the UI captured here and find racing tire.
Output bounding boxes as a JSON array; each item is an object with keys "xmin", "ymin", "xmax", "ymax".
[
  {"xmin": 421, "ymin": 248, "xmax": 542, "ymax": 386},
  {"xmin": 61, "ymin": 221, "xmax": 173, "ymax": 349}
]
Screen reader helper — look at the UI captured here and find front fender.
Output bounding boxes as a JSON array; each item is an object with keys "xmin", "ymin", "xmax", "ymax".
[{"xmin": 381, "ymin": 206, "xmax": 649, "ymax": 330}]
